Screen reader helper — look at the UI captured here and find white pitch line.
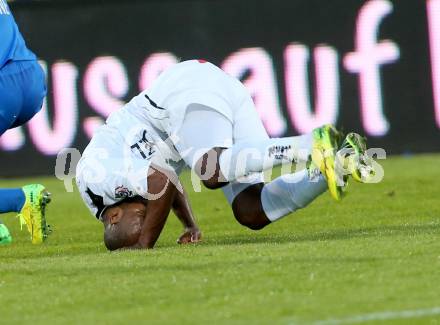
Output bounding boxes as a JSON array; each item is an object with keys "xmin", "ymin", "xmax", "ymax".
[{"xmin": 313, "ymin": 307, "xmax": 440, "ymax": 325}]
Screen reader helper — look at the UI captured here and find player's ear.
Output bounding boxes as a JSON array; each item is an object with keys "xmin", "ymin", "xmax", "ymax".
[{"xmin": 106, "ymin": 206, "xmax": 123, "ymax": 225}]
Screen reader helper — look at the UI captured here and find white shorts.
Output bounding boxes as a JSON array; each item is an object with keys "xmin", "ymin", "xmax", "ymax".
[{"xmin": 175, "ymin": 97, "xmax": 269, "ymax": 204}]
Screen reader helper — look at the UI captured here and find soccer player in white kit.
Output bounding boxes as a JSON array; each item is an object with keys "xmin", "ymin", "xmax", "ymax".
[{"xmin": 76, "ymin": 60, "xmax": 370, "ymax": 250}]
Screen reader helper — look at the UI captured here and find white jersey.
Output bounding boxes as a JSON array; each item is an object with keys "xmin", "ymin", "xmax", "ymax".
[
  {"xmin": 76, "ymin": 59, "xmax": 264, "ymax": 219},
  {"xmin": 76, "ymin": 108, "xmax": 184, "ymax": 219}
]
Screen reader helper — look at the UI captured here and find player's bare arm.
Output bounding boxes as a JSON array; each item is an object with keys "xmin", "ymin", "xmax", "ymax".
[
  {"xmin": 101, "ymin": 166, "xmax": 177, "ymax": 250},
  {"xmin": 173, "ymin": 187, "xmax": 201, "ymax": 244},
  {"xmin": 100, "ymin": 165, "xmax": 201, "ymax": 250},
  {"xmin": 133, "ymin": 166, "xmax": 177, "ymax": 249}
]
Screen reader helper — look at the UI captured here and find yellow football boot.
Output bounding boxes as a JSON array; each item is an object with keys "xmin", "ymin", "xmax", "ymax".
[
  {"xmin": 311, "ymin": 124, "xmax": 347, "ymax": 201},
  {"xmin": 340, "ymin": 132, "xmax": 375, "ymax": 183},
  {"xmin": 17, "ymin": 184, "xmax": 51, "ymax": 244}
]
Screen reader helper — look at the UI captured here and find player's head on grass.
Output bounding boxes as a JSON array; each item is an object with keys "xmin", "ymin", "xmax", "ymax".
[{"xmin": 102, "ymin": 199, "xmax": 146, "ymax": 251}]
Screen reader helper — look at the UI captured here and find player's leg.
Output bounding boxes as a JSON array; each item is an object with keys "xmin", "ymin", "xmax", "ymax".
[
  {"xmin": 220, "ymin": 94, "xmax": 330, "ymax": 229},
  {"xmin": 218, "ymin": 95, "xmax": 313, "ymax": 183},
  {"xmin": 175, "ymin": 103, "xmax": 316, "ymax": 189},
  {"xmin": 218, "ymin": 96, "xmax": 351, "ymax": 201},
  {"xmin": 222, "ymin": 167, "xmax": 327, "ymax": 230},
  {"xmin": 15, "ymin": 62, "xmax": 50, "ymax": 244},
  {"xmin": 175, "ymin": 98, "xmax": 368, "ymax": 202},
  {"xmin": 225, "ymin": 120, "xmax": 373, "ymax": 228},
  {"xmin": 0, "ymin": 185, "xmax": 51, "ymax": 244},
  {"xmin": 0, "ymin": 61, "xmax": 46, "ymax": 213},
  {"xmin": 0, "ymin": 60, "xmax": 26, "ymax": 243},
  {"xmin": 0, "ymin": 61, "xmax": 50, "ymax": 244},
  {"xmin": 222, "ymin": 181, "xmax": 268, "ymax": 230},
  {"xmin": 10, "ymin": 60, "xmax": 46, "ymax": 128},
  {"xmin": 174, "ymin": 104, "xmax": 233, "ymax": 189},
  {"xmin": 0, "ymin": 189, "xmax": 26, "ymax": 213}
]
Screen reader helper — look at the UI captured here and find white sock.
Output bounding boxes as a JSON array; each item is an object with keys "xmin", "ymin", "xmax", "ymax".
[
  {"xmin": 261, "ymin": 169, "xmax": 327, "ymax": 222},
  {"xmin": 219, "ymin": 134, "xmax": 313, "ymax": 182}
]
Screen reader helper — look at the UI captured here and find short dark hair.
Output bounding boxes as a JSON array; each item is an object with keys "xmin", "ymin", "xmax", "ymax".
[
  {"xmin": 104, "ymin": 223, "xmax": 129, "ymax": 251},
  {"xmin": 103, "ymin": 206, "xmax": 144, "ymax": 251}
]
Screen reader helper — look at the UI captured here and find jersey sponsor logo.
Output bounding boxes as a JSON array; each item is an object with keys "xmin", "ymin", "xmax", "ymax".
[
  {"xmin": 115, "ymin": 186, "xmax": 133, "ymax": 199},
  {"xmin": 268, "ymin": 145, "xmax": 293, "ymax": 161},
  {"xmin": 308, "ymin": 167, "xmax": 321, "ymax": 182},
  {"xmin": 0, "ymin": 0, "xmax": 10, "ymax": 15}
]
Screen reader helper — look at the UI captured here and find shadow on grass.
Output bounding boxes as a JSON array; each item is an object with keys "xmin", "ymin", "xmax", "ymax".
[
  {"xmin": 3, "ymin": 223, "xmax": 439, "ymax": 274},
  {"xmin": 3, "ymin": 223, "xmax": 439, "ymax": 264},
  {"xmin": 199, "ymin": 222, "xmax": 440, "ymax": 247}
]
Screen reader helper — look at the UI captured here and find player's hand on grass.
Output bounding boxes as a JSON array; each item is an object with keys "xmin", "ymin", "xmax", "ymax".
[{"xmin": 177, "ymin": 226, "xmax": 201, "ymax": 244}]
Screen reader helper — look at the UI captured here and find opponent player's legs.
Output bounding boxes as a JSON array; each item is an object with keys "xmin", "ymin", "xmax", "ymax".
[
  {"xmin": 0, "ymin": 61, "xmax": 50, "ymax": 244},
  {"xmin": 0, "ymin": 62, "xmax": 24, "ymax": 244},
  {"xmin": 0, "ymin": 61, "xmax": 27, "ymax": 215}
]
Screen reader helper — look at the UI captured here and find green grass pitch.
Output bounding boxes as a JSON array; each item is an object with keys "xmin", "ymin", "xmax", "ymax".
[{"xmin": 1, "ymin": 154, "xmax": 440, "ymax": 324}]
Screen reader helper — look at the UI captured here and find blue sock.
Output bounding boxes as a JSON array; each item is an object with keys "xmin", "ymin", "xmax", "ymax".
[{"xmin": 0, "ymin": 188, "xmax": 26, "ymax": 213}]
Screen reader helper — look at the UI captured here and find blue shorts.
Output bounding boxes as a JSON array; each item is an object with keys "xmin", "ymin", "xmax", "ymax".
[{"xmin": 0, "ymin": 60, "xmax": 47, "ymax": 135}]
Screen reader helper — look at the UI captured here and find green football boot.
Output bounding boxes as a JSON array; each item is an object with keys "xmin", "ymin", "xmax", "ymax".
[
  {"xmin": 16, "ymin": 184, "xmax": 51, "ymax": 244},
  {"xmin": 311, "ymin": 124, "xmax": 347, "ymax": 201},
  {"xmin": 0, "ymin": 223, "xmax": 12, "ymax": 245},
  {"xmin": 340, "ymin": 133, "xmax": 374, "ymax": 183}
]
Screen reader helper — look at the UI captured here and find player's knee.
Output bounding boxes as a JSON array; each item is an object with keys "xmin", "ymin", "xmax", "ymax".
[
  {"xmin": 236, "ymin": 216, "xmax": 267, "ymax": 231},
  {"xmin": 233, "ymin": 210, "xmax": 269, "ymax": 231},
  {"xmin": 202, "ymin": 178, "xmax": 225, "ymax": 190},
  {"xmin": 231, "ymin": 186, "xmax": 270, "ymax": 230}
]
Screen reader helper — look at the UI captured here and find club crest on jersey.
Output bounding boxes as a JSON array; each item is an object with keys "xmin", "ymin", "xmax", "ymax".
[{"xmin": 115, "ymin": 186, "xmax": 133, "ymax": 199}]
